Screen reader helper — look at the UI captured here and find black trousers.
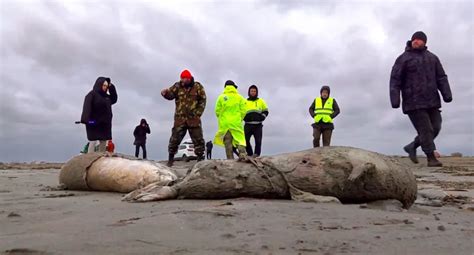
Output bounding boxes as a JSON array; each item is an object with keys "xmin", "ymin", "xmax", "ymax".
[
  {"xmin": 313, "ymin": 126, "xmax": 333, "ymax": 147},
  {"xmin": 135, "ymin": 144, "xmax": 147, "ymax": 159},
  {"xmin": 407, "ymin": 108, "xmax": 442, "ymax": 155},
  {"xmin": 206, "ymin": 150, "xmax": 212, "ymax": 159},
  {"xmin": 245, "ymin": 124, "xmax": 263, "ymax": 156}
]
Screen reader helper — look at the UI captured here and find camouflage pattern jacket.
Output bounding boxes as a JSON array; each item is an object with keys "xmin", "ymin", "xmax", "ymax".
[{"xmin": 163, "ymin": 80, "xmax": 207, "ymax": 127}]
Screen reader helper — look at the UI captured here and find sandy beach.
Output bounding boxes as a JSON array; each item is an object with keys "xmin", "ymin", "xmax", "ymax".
[{"xmin": 1, "ymin": 157, "xmax": 473, "ymax": 255}]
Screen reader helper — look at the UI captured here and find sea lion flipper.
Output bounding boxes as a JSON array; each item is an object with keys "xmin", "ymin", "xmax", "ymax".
[{"xmin": 123, "ymin": 183, "xmax": 178, "ymax": 202}]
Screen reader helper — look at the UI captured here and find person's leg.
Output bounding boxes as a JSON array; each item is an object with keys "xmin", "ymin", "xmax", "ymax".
[
  {"xmin": 135, "ymin": 145, "xmax": 140, "ymax": 158},
  {"xmin": 142, "ymin": 144, "xmax": 147, "ymax": 159},
  {"xmin": 408, "ymin": 109, "xmax": 441, "ymax": 166},
  {"xmin": 244, "ymin": 124, "xmax": 254, "ymax": 156},
  {"xmin": 189, "ymin": 126, "xmax": 205, "ymax": 161},
  {"xmin": 312, "ymin": 127, "xmax": 322, "ymax": 148},
  {"xmin": 254, "ymin": 125, "xmax": 263, "ymax": 156},
  {"xmin": 237, "ymin": 145, "xmax": 247, "ymax": 161},
  {"xmin": 224, "ymin": 131, "xmax": 234, "ymax": 159},
  {"xmin": 428, "ymin": 108, "xmax": 442, "ymax": 142},
  {"xmin": 322, "ymin": 129, "xmax": 333, "ymax": 146},
  {"xmin": 233, "ymin": 147, "xmax": 239, "ymax": 157},
  {"xmin": 98, "ymin": 140, "xmax": 107, "ymax": 152},
  {"xmin": 168, "ymin": 126, "xmax": 187, "ymax": 166},
  {"xmin": 87, "ymin": 141, "xmax": 97, "ymax": 153}
]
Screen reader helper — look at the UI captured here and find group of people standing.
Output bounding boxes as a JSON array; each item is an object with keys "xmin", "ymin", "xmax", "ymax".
[
  {"xmin": 80, "ymin": 31, "xmax": 452, "ymax": 168},
  {"xmin": 160, "ymin": 73, "xmax": 271, "ymax": 166}
]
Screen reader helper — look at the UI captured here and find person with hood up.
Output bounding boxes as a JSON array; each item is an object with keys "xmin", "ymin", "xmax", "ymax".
[
  {"xmin": 309, "ymin": 85, "xmax": 340, "ymax": 147},
  {"xmin": 161, "ymin": 69, "xmax": 207, "ymax": 167},
  {"xmin": 214, "ymin": 80, "xmax": 247, "ymax": 160},
  {"xmin": 206, "ymin": 140, "xmax": 213, "ymax": 159},
  {"xmin": 81, "ymin": 77, "xmax": 118, "ymax": 153},
  {"xmin": 133, "ymin": 119, "xmax": 151, "ymax": 159},
  {"xmin": 243, "ymin": 85, "xmax": 269, "ymax": 157},
  {"xmin": 390, "ymin": 31, "xmax": 452, "ymax": 167}
]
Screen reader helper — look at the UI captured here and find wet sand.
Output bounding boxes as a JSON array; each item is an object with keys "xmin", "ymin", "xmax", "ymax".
[{"xmin": 1, "ymin": 157, "xmax": 473, "ymax": 254}]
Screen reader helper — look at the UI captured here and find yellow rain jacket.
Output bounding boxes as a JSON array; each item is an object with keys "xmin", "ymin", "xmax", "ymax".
[{"xmin": 214, "ymin": 86, "xmax": 247, "ymax": 147}]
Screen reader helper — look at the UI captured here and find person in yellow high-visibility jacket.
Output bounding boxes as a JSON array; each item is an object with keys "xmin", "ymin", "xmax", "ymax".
[
  {"xmin": 214, "ymin": 80, "xmax": 248, "ymax": 160},
  {"xmin": 308, "ymin": 85, "xmax": 340, "ymax": 147},
  {"xmin": 244, "ymin": 85, "xmax": 269, "ymax": 157}
]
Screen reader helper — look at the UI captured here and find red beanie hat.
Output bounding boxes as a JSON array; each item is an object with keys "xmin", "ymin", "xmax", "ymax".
[{"xmin": 180, "ymin": 69, "xmax": 192, "ymax": 79}]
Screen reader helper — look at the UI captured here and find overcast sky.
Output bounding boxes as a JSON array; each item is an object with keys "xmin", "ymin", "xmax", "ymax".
[{"xmin": 0, "ymin": 0, "xmax": 472, "ymax": 162}]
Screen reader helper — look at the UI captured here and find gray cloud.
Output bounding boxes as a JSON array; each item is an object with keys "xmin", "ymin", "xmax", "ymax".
[{"xmin": 0, "ymin": 0, "xmax": 472, "ymax": 162}]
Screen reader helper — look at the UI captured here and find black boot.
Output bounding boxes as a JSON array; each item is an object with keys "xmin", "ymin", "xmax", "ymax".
[
  {"xmin": 167, "ymin": 154, "xmax": 174, "ymax": 167},
  {"xmin": 427, "ymin": 152, "xmax": 442, "ymax": 167},
  {"xmin": 403, "ymin": 143, "xmax": 419, "ymax": 164}
]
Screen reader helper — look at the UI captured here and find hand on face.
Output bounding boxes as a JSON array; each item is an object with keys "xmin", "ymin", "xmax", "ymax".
[
  {"xmin": 161, "ymin": 88, "xmax": 168, "ymax": 96},
  {"xmin": 102, "ymin": 81, "xmax": 109, "ymax": 92}
]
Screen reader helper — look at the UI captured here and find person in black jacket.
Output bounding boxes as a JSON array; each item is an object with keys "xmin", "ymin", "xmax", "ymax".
[
  {"xmin": 309, "ymin": 86, "xmax": 340, "ymax": 147},
  {"xmin": 390, "ymin": 31, "xmax": 452, "ymax": 167},
  {"xmin": 133, "ymin": 119, "xmax": 151, "ymax": 159},
  {"xmin": 243, "ymin": 85, "xmax": 269, "ymax": 157},
  {"xmin": 206, "ymin": 140, "xmax": 213, "ymax": 159},
  {"xmin": 81, "ymin": 77, "xmax": 118, "ymax": 153}
]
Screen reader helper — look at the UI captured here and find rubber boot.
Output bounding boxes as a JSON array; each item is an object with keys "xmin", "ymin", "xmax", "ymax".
[
  {"xmin": 427, "ymin": 152, "xmax": 442, "ymax": 167},
  {"xmin": 403, "ymin": 143, "xmax": 419, "ymax": 164},
  {"xmin": 237, "ymin": 146, "xmax": 248, "ymax": 162},
  {"xmin": 167, "ymin": 154, "xmax": 174, "ymax": 167}
]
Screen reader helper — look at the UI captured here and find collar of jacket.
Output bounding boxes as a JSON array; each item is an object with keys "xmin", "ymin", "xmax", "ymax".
[
  {"xmin": 224, "ymin": 86, "xmax": 238, "ymax": 94},
  {"xmin": 247, "ymin": 96, "xmax": 259, "ymax": 101}
]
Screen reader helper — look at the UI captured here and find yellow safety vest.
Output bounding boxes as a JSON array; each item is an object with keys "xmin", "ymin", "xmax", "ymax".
[{"xmin": 314, "ymin": 97, "xmax": 334, "ymax": 123}]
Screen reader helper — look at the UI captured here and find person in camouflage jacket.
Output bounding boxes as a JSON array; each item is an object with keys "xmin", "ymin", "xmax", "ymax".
[{"xmin": 161, "ymin": 69, "xmax": 207, "ymax": 166}]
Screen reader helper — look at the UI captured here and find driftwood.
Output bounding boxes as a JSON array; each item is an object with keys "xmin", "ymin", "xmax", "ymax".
[
  {"xmin": 124, "ymin": 147, "xmax": 417, "ymax": 208},
  {"xmin": 59, "ymin": 153, "xmax": 178, "ymax": 193}
]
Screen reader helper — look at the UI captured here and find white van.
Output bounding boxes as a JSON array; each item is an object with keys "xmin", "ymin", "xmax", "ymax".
[{"xmin": 176, "ymin": 143, "xmax": 196, "ymax": 162}]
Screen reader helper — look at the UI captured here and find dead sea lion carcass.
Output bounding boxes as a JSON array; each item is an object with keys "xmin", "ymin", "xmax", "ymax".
[
  {"xmin": 59, "ymin": 153, "xmax": 178, "ymax": 193},
  {"xmin": 124, "ymin": 146, "xmax": 417, "ymax": 208}
]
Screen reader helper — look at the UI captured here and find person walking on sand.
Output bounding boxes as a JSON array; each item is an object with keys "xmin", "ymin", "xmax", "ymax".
[
  {"xmin": 214, "ymin": 80, "xmax": 247, "ymax": 160},
  {"xmin": 206, "ymin": 140, "xmax": 213, "ymax": 159},
  {"xmin": 81, "ymin": 77, "xmax": 118, "ymax": 153},
  {"xmin": 390, "ymin": 31, "xmax": 452, "ymax": 167},
  {"xmin": 244, "ymin": 85, "xmax": 269, "ymax": 158},
  {"xmin": 133, "ymin": 119, "xmax": 151, "ymax": 159},
  {"xmin": 309, "ymin": 85, "xmax": 340, "ymax": 147},
  {"xmin": 161, "ymin": 69, "xmax": 207, "ymax": 167}
]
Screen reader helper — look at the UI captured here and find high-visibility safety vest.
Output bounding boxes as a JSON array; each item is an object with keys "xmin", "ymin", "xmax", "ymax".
[
  {"xmin": 314, "ymin": 97, "xmax": 334, "ymax": 123},
  {"xmin": 245, "ymin": 98, "xmax": 268, "ymax": 124}
]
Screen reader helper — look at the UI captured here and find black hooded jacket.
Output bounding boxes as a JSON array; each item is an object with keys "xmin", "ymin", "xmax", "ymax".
[
  {"xmin": 308, "ymin": 86, "xmax": 340, "ymax": 129},
  {"xmin": 133, "ymin": 119, "xmax": 151, "ymax": 145},
  {"xmin": 81, "ymin": 77, "xmax": 118, "ymax": 141},
  {"xmin": 243, "ymin": 85, "xmax": 269, "ymax": 124},
  {"xmin": 390, "ymin": 41, "xmax": 452, "ymax": 113}
]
